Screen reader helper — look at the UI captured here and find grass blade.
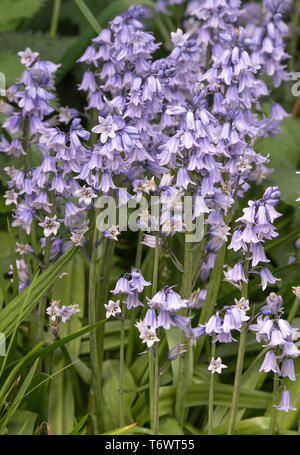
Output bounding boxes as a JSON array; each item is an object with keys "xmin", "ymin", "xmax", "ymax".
[{"xmin": 74, "ymin": 0, "xmax": 101, "ymax": 34}]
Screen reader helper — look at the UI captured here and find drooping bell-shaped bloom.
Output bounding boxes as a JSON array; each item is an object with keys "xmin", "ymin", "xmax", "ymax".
[{"xmin": 274, "ymin": 389, "xmax": 296, "ymax": 413}]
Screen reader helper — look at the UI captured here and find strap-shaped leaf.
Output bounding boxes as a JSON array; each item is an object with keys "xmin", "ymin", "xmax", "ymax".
[{"xmin": 0, "ymin": 245, "xmax": 78, "ymax": 338}]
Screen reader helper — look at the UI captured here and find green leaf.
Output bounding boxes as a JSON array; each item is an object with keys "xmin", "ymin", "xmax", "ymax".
[
  {"xmin": 0, "ymin": 0, "xmax": 47, "ymax": 32},
  {"xmin": 0, "ymin": 31, "xmax": 76, "ymax": 63},
  {"xmin": 51, "ymin": 254, "xmax": 85, "ymax": 356},
  {"xmin": 0, "ymin": 320, "xmax": 105, "ymax": 402},
  {"xmin": 185, "ymin": 417, "xmax": 271, "ymax": 435},
  {"xmin": 25, "ymin": 372, "xmax": 49, "ymax": 423},
  {"xmin": 0, "ymin": 32, "xmax": 76, "ymax": 87},
  {"xmin": 0, "ymin": 359, "xmax": 39, "ymax": 432},
  {"xmin": 60, "ymin": 345, "xmax": 84, "ymax": 414},
  {"xmin": 48, "ymin": 350, "xmax": 75, "ymax": 435},
  {"xmin": 133, "ymin": 383, "xmax": 272, "ymax": 426},
  {"xmin": 79, "ymin": 319, "xmax": 130, "ymax": 353},
  {"xmin": 102, "ymin": 359, "xmax": 137, "ymax": 431},
  {"xmin": 165, "ymin": 326, "xmax": 181, "ymax": 381},
  {"xmin": 6, "ymin": 410, "xmax": 38, "ymax": 435},
  {"xmin": 101, "ymin": 423, "xmax": 153, "ymax": 435},
  {"xmin": 159, "ymin": 416, "xmax": 184, "ymax": 435},
  {"xmin": 68, "ymin": 414, "xmax": 89, "ymax": 435},
  {"xmin": 0, "ymin": 245, "xmax": 78, "ymax": 338},
  {"xmin": 74, "ymin": 0, "xmax": 101, "ymax": 34},
  {"xmin": 0, "ymin": 52, "xmax": 23, "ymax": 88},
  {"xmin": 0, "ymin": 231, "xmax": 11, "ymax": 267},
  {"xmin": 187, "ymin": 383, "xmax": 272, "ymax": 409}
]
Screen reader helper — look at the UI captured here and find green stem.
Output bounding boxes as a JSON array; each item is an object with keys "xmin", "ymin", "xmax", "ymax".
[
  {"xmin": 153, "ymin": 341, "xmax": 160, "ymax": 435},
  {"xmin": 195, "ymin": 243, "xmax": 226, "ymax": 361},
  {"xmin": 269, "ymin": 373, "xmax": 279, "ymax": 434},
  {"xmin": 30, "ymin": 220, "xmax": 39, "ymax": 255},
  {"xmin": 154, "ymin": 14, "xmax": 173, "ymax": 50},
  {"xmin": 98, "ymin": 238, "xmax": 115, "ymax": 376},
  {"xmin": 288, "ymin": 296, "xmax": 300, "ymax": 323},
  {"xmin": 192, "ymin": 252, "xmax": 208, "ymax": 290},
  {"xmin": 74, "ymin": 0, "xmax": 102, "ymax": 34},
  {"xmin": 135, "ymin": 230, "xmax": 144, "ymax": 269},
  {"xmin": 149, "ymin": 349, "xmax": 155, "ymax": 430},
  {"xmin": 152, "ymin": 233, "xmax": 160, "ymax": 296},
  {"xmin": 88, "ymin": 215, "xmax": 103, "ymax": 434},
  {"xmin": 49, "ymin": 0, "xmax": 61, "ymax": 38},
  {"xmin": 175, "ymin": 235, "xmax": 192, "ymax": 428},
  {"xmin": 289, "ymin": 0, "xmax": 300, "ymax": 72},
  {"xmin": 149, "ymin": 231, "xmax": 160, "ymax": 434},
  {"xmin": 35, "ymin": 236, "xmax": 51, "ymax": 342},
  {"xmin": 205, "ymin": 43, "xmax": 211, "ymax": 69},
  {"xmin": 208, "ymin": 340, "xmax": 216, "ymax": 435},
  {"xmin": 126, "ymin": 231, "xmax": 143, "ymax": 366},
  {"xmin": 181, "ymin": 237, "xmax": 192, "ymax": 298},
  {"xmin": 119, "ymin": 303, "xmax": 126, "ymax": 427},
  {"xmin": 227, "ymin": 259, "xmax": 249, "ymax": 435}
]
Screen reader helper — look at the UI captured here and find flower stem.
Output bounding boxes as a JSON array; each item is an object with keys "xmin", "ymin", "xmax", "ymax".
[
  {"xmin": 195, "ymin": 243, "xmax": 226, "ymax": 361},
  {"xmin": 149, "ymin": 348, "xmax": 155, "ymax": 430},
  {"xmin": 288, "ymin": 296, "xmax": 300, "ymax": 323},
  {"xmin": 135, "ymin": 230, "xmax": 144, "ymax": 269},
  {"xmin": 98, "ymin": 238, "xmax": 115, "ymax": 372},
  {"xmin": 227, "ymin": 259, "xmax": 249, "ymax": 435},
  {"xmin": 208, "ymin": 340, "xmax": 216, "ymax": 435},
  {"xmin": 88, "ymin": 213, "xmax": 103, "ymax": 434},
  {"xmin": 153, "ymin": 340, "xmax": 160, "ymax": 435},
  {"xmin": 152, "ymin": 232, "xmax": 160, "ymax": 296},
  {"xmin": 289, "ymin": 0, "xmax": 299, "ymax": 72},
  {"xmin": 119, "ymin": 303, "xmax": 126, "ymax": 427},
  {"xmin": 126, "ymin": 231, "xmax": 143, "ymax": 366},
  {"xmin": 50, "ymin": 0, "xmax": 61, "ymax": 38},
  {"xmin": 269, "ymin": 373, "xmax": 279, "ymax": 434},
  {"xmin": 149, "ymin": 231, "xmax": 160, "ymax": 434},
  {"xmin": 175, "ymin": 235, "xmax": 192, "ymax": 428},
  {"xmin": 35, "ymin": 236, "xmax": 51, "ymax": 343}
]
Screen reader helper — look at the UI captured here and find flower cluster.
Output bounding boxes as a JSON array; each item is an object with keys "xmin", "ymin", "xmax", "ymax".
[
  {"xmin": 191, "ymin": 297, "xmax": 250, "ymax": 345},
  {"xmin": 250, "ymin": 292, "xmax": 299, "ymax": 412},
  {"xmin": 136, "ymin": 286, "xmax": 192, "ymax": 348},
  {"xmin": 1, "ymin": 49, "xmax": 92, "ymax": 263},
  {"xmin": 226, "ymin": 186, "xmax": 282, "ymax": 290},
  {"xmin": 46, "ymin": 300, "xmax": 80, "ymax": 333},
  {"xmin": 111, "ymin": 267, "xmax": 151, "ymax": 309}
]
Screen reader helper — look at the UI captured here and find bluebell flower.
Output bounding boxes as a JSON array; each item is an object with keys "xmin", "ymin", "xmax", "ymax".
[
  {"xmin": 111, "ymin": 275, "xmax": 131, "ymax": 295},
  {"xmin": 260, "ymin": 292, "xmax": 283, "ymax": 315},
  {"xmin": 280, "ymin": 358, "xmax": 296, "ymax": 381},
  {"xmin": 224, "ymin": 263, "xmax": 248, "ymax": 288},
  {"xmin": 274, "ymin": 389, "xmax": 296, "ymax": 413}
]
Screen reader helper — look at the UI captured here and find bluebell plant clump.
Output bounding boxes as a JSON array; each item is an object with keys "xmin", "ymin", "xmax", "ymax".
[{"xmin": 1, "ymin": 0, "xmax": 299, "ymax": 434}]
